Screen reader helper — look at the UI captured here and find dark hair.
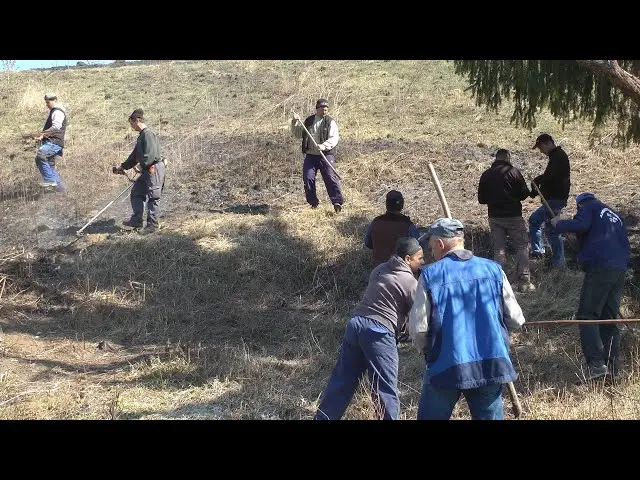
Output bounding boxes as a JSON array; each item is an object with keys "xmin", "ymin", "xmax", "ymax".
[
  {"xmin": 495, "ymin": 148, "xmax": 511, "ymax": 163},
  {"xmin": 129, "ymin": 108, "xmax": 144, "ymax": 121},
  {"xmin": 532, "ymin": 133, "xmax": 554, "ymax": 149},
  {"xmin": 395, "ymin": 237, "xmax": 421, "ymax": 257}
]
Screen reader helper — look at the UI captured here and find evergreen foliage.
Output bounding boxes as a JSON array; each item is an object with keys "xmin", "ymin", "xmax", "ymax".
[{"xmin": 452, "ymin": 60, "xmax": 640, "ymax": 147}]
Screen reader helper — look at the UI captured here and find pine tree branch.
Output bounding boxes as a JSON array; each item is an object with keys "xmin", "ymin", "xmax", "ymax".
[{"xmin": 576, "ymin": 60, "xmax": 640, "ymax": 106}]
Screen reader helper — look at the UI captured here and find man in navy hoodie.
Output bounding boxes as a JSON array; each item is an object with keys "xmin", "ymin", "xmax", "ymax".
[{"xmin": 551, "ymin": 192, "xmax": 630, "ymax": 381}]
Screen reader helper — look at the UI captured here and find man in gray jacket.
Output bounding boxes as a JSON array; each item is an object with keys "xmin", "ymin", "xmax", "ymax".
[{"xmin": 313, "ymin": 237, "xmax": 424, "ymax": 420}]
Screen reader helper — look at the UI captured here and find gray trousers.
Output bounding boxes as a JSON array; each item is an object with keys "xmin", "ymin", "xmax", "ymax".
[
  {"xmin": 130, "ymin": 161, "xmax": 165, "ymax": 226},
  {"xmin": 577, "ymin": 267, "xmax": 626, "ymax": 374},
  {"xmin": 488, "ymin": 216, "xmax": 530, "ymax": 281}
]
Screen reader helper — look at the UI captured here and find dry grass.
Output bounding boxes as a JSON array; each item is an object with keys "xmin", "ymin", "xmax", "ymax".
[{"xmin": 1, "ymin": 60, "xmax": 640, "ymax": 420}]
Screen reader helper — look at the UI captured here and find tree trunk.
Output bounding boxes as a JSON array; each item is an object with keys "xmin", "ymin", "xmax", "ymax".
[{"xmin": 576, "ymin": 60, "xmax": 640, "ymax": 106}]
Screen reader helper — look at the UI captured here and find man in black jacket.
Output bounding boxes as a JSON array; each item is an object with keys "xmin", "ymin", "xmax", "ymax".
[
  {"xmin": 478, "ymin": 149, "xmax": 535, "ymax": 292},
  {"xmin": 529, "ymin": 133, "xmax": 571, "ymax": 268}
]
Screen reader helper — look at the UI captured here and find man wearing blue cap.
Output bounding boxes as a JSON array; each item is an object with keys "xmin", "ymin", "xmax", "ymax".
[
  {"xmin": 314, "ymin": 237, "xmax": 424, "ymax": 420},
  {"xmin": 551, "ymin": 193, "xmax": 630, "ymax": 381},
  {"xmin": 409, "ymin": 217, "xmax": 526, "ymax": 420}
]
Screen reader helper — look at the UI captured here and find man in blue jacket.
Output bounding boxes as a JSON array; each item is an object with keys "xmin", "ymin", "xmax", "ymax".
[
  {"xmin": 409, "ymin": 218, "xmax": 526, "ymax": 420},
  {"xmin": 551, "ymin": 192, "xmax": 630, "ymax": 381}
]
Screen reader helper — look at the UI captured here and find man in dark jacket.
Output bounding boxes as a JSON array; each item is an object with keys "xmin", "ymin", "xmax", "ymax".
[
  {"xmin": 113, "ymin": 108, "xmax": 165, "ymax": 233},
  {"xmin": 291, "ymin": 98, "xmax": 344, "ymax": 213},
  {"xmin": 364, "ymin": 190, "xmax": 421, "ymax": 268},
  {"xmin": 478, "ymin": 149, "xmax": 535, "ymax": 292},
  {"xmin": 314, "ymin": 237, "xmax": 424, "ymax": 420},
  {"xmin": 552, "ymin": 193, "xmax": 630, "ymax": 381},
  {"xmin": 529, "ymin": 133, "xmax": 571, "ymax": 268}
]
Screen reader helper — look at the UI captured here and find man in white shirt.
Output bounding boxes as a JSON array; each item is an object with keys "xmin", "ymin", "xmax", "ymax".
[{"xmin": 291, "ymin": 98, "xmax": 343, "ymax": 213}]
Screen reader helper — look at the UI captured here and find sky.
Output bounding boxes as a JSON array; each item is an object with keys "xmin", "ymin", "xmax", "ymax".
[{"xmin": 6, "ymin": 60, "xmax": 115, "ymax": 71}]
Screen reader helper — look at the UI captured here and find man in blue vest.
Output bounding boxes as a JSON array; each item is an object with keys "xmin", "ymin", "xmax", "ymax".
[
  {"xmin": 409, "ymin": 217, "xmax": 526, "ymax": 420},
  {"xmin": 551, "ymin": 192, "xmax": 630, "ymax": 381}
]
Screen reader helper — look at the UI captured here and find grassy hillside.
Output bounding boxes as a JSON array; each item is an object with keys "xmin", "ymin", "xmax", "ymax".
[{"xmin": 1, "ymin": 60, "xmax": 640, "ymax": 419}]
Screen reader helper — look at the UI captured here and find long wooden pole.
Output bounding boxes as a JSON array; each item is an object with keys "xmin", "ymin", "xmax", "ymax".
[
  {"xmin": 427, "ymin": 163, "xmax": 452, "ymax": 219},
  {"xmin": 427, "ymin": 162, "xmax": 522, "ymax": 419},
  {"xmin": 524, "ymin": 318, "xmax": 640, "ymax": 326}
]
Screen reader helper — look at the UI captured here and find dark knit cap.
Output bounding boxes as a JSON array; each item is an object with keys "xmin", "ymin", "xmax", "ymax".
[
  {"xmin": 386, "ymin": 190, "xmax": 404, "ymax": 211},
  {"xmin": 129, "ymin": 108, "xmax": 144, "ymax": 120},
  {"xmin": 395, "ymin": 237, "xmax": 421, "ymax": 258}
]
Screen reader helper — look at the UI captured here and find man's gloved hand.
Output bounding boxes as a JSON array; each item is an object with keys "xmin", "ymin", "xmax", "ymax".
[
  {"xmin": 550, "ymin": 215, "xmax": 571, "ymax": 228},
  {"xmin": 112, "ymin": 166, "xmax": 125, "ymax": 175},
  {"xmin": 318, "ymin": 144, "xmax": 326, "ymax": 152}
]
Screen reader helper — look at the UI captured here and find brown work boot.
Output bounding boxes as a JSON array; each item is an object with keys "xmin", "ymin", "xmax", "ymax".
[
  {"xmin": 333, "ymin": 203, "xmax": 342, "ymax": 213},
  {"xmin": 143, "ymin": 223, "xmax": 159, "ymax": 234},
  {"xmin": 122, "ymin": 219, "xmax": 143, "ymax": 230}
]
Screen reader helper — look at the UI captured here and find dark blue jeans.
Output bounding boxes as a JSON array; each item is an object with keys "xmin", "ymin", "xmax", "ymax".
[
  {"xmin": 577, "ymin": 267, "xmax": 626, "ymax": 373},
  {"xmin": 303, "ymin": 154, "xmax": 343, "ymax": 207},
  {"xmin": 314, "ymin": 315, "xmax": 399, "ymax": 420},
  {"xmin": 529, "ymin": 199, "xmax": 567, "ymax": 267},
  {"xmin": 417, "ymin": 380, "xmax": 504, "ymax": 420},
  {"xmin": 35, "ymin": 141, "xmax": 65, "ymax": 189}
]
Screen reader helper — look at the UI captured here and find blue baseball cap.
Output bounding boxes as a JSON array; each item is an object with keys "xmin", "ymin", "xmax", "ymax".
[
  {"xmin": 576, "ymin": 192, "xmax": 596, "ymax": 205},
  {"xmin": 424, "ymin": 217, "xmax": 465, "ymax": 241}
]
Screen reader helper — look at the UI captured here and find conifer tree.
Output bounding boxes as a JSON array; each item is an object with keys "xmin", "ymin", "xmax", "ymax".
[{"xmin": 452, "ymin": 60, "xmax": 640, "ymax": 147}]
